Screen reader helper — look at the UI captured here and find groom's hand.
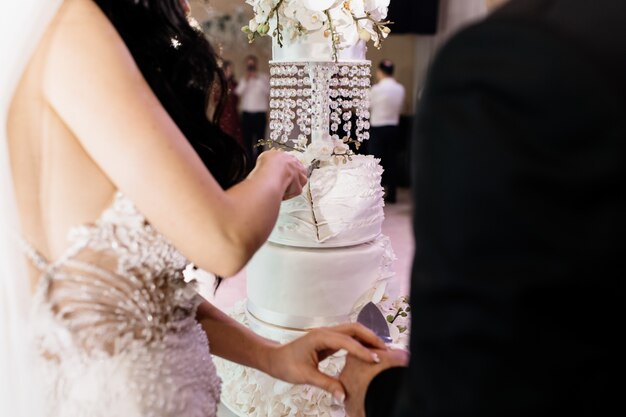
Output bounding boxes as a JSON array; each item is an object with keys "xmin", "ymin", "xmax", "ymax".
[{"xmin": 340, "ymin": 348, "xmax": 409, "ymax": 417}]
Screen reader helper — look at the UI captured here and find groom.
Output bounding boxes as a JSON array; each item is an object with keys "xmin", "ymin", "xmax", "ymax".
[{"xmin": 340, "ymin": 0, "xmax": 626, "ymax": 415}]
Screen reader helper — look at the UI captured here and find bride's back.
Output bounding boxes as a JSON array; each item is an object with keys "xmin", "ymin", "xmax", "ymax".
[
  {"xmin": 5, "ymin": 4, "xmax": 226, "ymax": 414},
  {"xmin": 8, "ymin": 0, "xmax": 116, "ymax": 283},
  {"xmin": 7, "ymin": 0, "xmax": 274, "ymax": 297}
]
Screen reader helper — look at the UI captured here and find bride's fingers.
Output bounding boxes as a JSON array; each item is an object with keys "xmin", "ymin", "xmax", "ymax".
[
  {"xmin": 313, "ymin": 331, "xmax": 380, "ymax": 364},
  {"xmin": 328, "ymin": 323, "xmax": 387, "ymax": 350},
  {"xmin": 286, "ymin": 153, "xmax": 305, "ymax": 171},
  {"xmin": 299, "ymin": 171, "xmax": 307, "ymax": 185},
  {"xmin": 283, "ymin": 181, "xmax": 304, "ymax": 200},
  {"xmin": 280, "ymin": 161, "xmax": 306, "ymax": 200}
]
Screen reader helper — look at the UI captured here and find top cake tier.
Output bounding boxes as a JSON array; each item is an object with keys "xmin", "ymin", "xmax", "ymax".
[{"xmin": 272, "ymin": 34, "xmax": 366, "ymax": 63}]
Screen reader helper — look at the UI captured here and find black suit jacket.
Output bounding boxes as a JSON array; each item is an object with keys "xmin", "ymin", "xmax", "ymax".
[
  {"xmin": 388, "ymin": 0, "xmax": 439, "ymax": 35},
  {"xmin": 366, "ymin": 1, "xmax": 626, "ymax": 415}
]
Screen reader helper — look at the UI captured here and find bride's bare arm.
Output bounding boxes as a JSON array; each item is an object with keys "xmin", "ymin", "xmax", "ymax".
[
  {"xmin": 41, "ymin": 2, "xmax": 385, "ymax": 398},
  {"xmin": 196, "ymin": 301, "xmax": 386, "ymax": 399},
  {"xmin": 43, "ymin": 0, "xmax": 304, "ymax": 276}
]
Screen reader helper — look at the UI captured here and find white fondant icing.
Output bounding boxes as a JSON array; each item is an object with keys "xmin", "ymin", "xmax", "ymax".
[
  {"xmin": 245, "ymin": 308, "xmax": 307, "ymax": 343},
  {"xmin": 269, "ymin": 154, "xmax": 385, "ymax": 248},
  {"xmin": 246, "ymin": 235, "xmax": 395, "ymax": 330},
  {"xmin": 272, "ymin": 35, "xmax": 367, "ymax": 63}
]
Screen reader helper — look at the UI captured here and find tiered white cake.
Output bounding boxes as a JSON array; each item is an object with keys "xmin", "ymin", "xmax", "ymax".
[
  {"xmin": 247, "ymin": 167, "xmax": 393, "ymax": 344},
  {"xmin": 246, "ymin": 155, "xmax": 394, "ymax": 341},
  {"xmin": 215, "ymin": 2, "xmax": 402, "ymax": 416}
]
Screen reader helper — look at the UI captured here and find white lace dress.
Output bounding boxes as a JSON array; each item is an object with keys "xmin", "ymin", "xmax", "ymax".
[{"xmin": 22, "ymin": 193, "xmax": 221, "ymax": 417}]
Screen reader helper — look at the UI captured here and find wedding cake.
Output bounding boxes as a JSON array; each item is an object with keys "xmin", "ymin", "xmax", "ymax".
[{"xmin": 214, "ymin": 2, "xmax": 407, "ymax": 416}]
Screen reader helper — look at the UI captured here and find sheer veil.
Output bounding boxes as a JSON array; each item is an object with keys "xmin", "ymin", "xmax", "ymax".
[{"xmin": 1, "ymin": 0, "xmax": 62, "ymax": 415}]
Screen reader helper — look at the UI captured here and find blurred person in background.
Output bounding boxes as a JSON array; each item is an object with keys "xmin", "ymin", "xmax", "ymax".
[
  {"xmin": 369, "ymin": 60, "xmax": 405, "ymax": 203},
  {"xmin": 235, "ymin": 55, "xmax": 270, "ymax": 163},
  {"xmin": 217, "ymin": 60, "xmax": 243, "ymax": 148}
]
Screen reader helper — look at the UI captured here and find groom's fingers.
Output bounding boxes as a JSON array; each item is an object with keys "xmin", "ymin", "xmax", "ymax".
[{"xmin": 329, "ymin": 323, "xmax": 387, "ymax": 350}]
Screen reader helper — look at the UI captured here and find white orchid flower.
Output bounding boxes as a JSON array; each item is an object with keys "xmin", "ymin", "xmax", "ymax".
[
  {"xmin": 301, "ymin": 0, "xmax": 341, "ymax": 13},
  {"xmin": 295, "ymin": 7, "xmax": 327, "ymax": 31}
]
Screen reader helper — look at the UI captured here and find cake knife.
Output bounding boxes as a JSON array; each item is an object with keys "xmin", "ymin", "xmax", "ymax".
[
  {"xmin": 356, "ymin": 302, "xmax": 393, "ymax": 344},
  {"xmin": 306, "ymin": 159, "xmax": 321, "ymax": 178}
]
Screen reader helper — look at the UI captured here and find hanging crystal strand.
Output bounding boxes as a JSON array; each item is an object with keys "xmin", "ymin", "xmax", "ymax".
[
  {"xmin": 308, "ymin": 62, "xmax": 334, "ymax": 144},
  {"xmin": 269, "ymin": 62, "xmax": 370, "ymax": 149}
]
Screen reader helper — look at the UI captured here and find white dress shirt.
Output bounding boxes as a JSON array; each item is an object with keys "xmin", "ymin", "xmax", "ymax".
[
  {"xmin": 370, "ymin": 77, "xmax": 406, "ymax": 127},
  {"xmin": 235, "ymin": 73, "xmax": 270, "ymax": 113}
]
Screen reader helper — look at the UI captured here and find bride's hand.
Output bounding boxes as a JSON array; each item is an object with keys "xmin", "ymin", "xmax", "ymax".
[
  {"xmin": 265, "ymin": 323, "xmax": 387, "ymax": 403},
  {"xmin": 252, "ymin": 150, "xmax": 307, "ymax": 200}
]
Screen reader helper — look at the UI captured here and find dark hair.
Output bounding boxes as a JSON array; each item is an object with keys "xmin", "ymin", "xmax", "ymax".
[
  {"xmin": 378, "ymin": 59, "xmax": 395, "ymax": 76},
  {"xmin": 245, "ymin": 55, "xmax": 259, "ymax": 64},
  {"xmin": 94, "ymin": 0, "xmax": 248, "ymax": 188}
]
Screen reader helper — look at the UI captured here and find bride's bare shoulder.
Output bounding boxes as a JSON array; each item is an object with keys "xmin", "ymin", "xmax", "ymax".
[
  {"xmin": 51, "ymin": 0, "xmax": 119, "ymax": 42},
  {"xmin": 44, "ymin": 0, "xmax": 137, "ymax": 95}
]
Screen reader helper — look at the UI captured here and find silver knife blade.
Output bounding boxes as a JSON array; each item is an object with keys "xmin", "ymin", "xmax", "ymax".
[
  {"xmin": 306, "ymin": 159, "xmax": 321, "ymax": 178},
  {"xmin": 356, "ymin": 302, "xmax": 393, "ymax": 344}
]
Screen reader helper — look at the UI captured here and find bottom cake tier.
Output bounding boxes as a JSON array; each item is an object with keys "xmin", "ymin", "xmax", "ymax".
[
  {"xmin": 213, "ymin": 297, "xmax": 410, "ymax": 417},
  {"xmin": 246, "ymin": 235, "xmax": 395, "ymax": 331}
]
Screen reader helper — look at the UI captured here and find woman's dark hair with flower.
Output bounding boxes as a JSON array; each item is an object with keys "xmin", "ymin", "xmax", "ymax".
[{"xmin": 94, "ymin": 0, "xmax": 248, "ymax": 187}]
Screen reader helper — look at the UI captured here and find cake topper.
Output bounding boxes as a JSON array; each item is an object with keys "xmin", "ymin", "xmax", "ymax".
[
  {"xmin": 242, "ymin": 0, "xmax": 392, "ymax": 61},
  {"xmin": 246, "ymin": 1, "xmax": 392, "ymax": 168}
]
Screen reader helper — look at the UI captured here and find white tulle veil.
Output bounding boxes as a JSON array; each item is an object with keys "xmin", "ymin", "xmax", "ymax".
[{"xmin": 0, "ymin": 0, "xmax": 62, "ymax": 415}]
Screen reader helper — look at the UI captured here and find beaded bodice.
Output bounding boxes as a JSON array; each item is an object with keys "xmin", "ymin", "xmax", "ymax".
[{"xmin": 23, "ymin": 193, "xmax": 221, "ymax": 417}]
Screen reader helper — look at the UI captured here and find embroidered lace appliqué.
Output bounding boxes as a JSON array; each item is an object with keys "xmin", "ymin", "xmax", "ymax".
[{"xmin": 25, "ymin": 193, "xmax": 221, "ymax": 417}]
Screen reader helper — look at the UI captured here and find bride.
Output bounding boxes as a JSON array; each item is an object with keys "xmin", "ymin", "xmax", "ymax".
[{"xmin": 0, "ymin": 0, "xmax": 384, "ymax": 415}]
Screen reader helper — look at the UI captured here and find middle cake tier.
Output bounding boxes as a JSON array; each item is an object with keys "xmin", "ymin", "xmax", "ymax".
[{"xmin": 246, "ymin": 234, "xmax": 395, "ymax": 332}]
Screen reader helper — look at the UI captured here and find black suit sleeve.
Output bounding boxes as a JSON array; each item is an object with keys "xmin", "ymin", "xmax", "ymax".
[
  {"xmin": 394, "ymin": 17, "xmax": 625, "ymax": 417},
  {"xmin": 364, "ymin": 367, "xmax": 406, "ymax": 417}
]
